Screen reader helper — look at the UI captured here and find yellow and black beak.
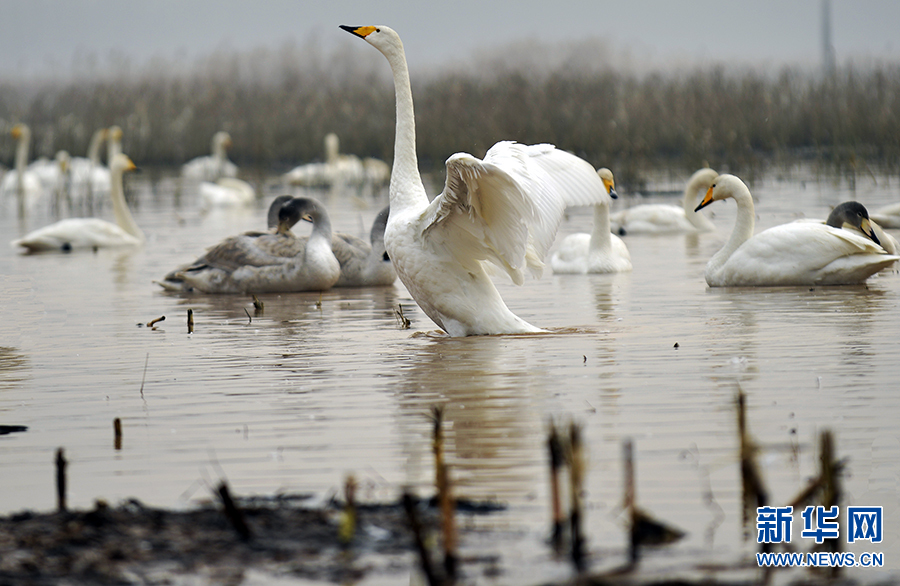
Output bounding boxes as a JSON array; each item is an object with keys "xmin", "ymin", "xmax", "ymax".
[
  {"xmin": 695, "ymin": 185, "xmax": 715, "ymax": 212},
  {"xmin": 340, "ymin": 25, "xmax": 376, "ymax": 38},
  {"xmin": 603, "ymin": 178, "xmax": 618, "ymax": 199},
  {"xmin": 860, "ymin": 217, "xmax": 881, "ymax": 246}
]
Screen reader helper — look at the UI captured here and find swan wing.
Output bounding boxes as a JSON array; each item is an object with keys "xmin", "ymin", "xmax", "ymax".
[
  {"xmin": 721, "ymin": 223, "xmax": 896, "ymax": 285},
  {"xmin": 422, "ymin": 142, "xmax": 608, "ymax": 284},
  {"xmin": 186, "ymin": 233, "xmax": 302, "ymax": 273}
]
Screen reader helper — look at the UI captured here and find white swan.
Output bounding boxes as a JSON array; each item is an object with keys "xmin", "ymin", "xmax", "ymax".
[
  {"xmin": 106, "ymin": 126, "xmax": 123, "ymax": 163},
  {"xmin": 342, "ymin": 25, "xmax": 611, "ymax": 335},
  {"xmin": 824, "ymin": 201, "xmax": 899, "ymax": 256},
  {"xmin": 69, "ymin": 128, "xmax": 111, "ymax": 200},
  {"xmin": 551, "ymin": 168, "xmax": 632, "ymax": 274},
  {"xmin": 283, "ymin": 133, "xmax": 366, "ymax": 188},
  {"xmin": 610, "ymin": 168, "xmax": 718, "ymax": 235},
  {"xmin": 12, "ymin": 154, "xmax": 144, "ymax": 252},
  {"xmin": 182, "ymin": 131, "xmax": 239, "ymax": 181},
  {"xmin": 163, "ymin": 197, "xmax": 341, "ymax": 294},
  {"xmin": 694, "ymin": 174, "xmax": 898, "ymax": 286},
  {"xmin": 199, "ymin": 177, "xmax": 256, "ymax": 209},
  {"xmin": 870, "ymin": 202, "xmax": 900, "ymax": 229},
  {"xmin": 1, "ymin": 124, "xmax": 46, "ymax": 213}
]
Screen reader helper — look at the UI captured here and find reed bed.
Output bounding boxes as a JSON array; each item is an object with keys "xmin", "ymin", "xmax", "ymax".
[{"xmin": 2, "ymin": 43, "xmax": 899, "ymax": 186}]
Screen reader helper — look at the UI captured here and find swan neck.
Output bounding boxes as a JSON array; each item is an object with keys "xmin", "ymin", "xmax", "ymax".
[
  {"xmin": 87, "ymin": 131, "xmax": 104, "ymax": 165},
  {"xmin": 309, "ymin": 211, "xmax": 333, "ymax": 245},
  {"xmin": 709, "ymin": 191, "xmax": 754, "ymax": 273},
  {"xmin": 590, "ymin": 203, "xmax": 612, "ymax": 251},
  {"xmin": 324, "ymin": 135, "xmax": 339, "ymax": 164},
  {"xmin": 384, "ymin": 43, "xmax": 427, "ymax": 208},
  {"xmin": 109, "ymin": 167, "xmax": 144, "ymax": 242}
]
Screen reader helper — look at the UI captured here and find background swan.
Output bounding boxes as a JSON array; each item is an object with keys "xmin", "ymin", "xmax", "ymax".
[
  {"xmin": 283, "ymin": 133, "xmax": 366, "ymax": 188},
  {"xmin": 551, "ymin": 168, "xmax": 632, "ymax": 274},
  {"xmin": 106, "ymin": 126, "xmax": 123, "ymax": 163},
  {"xmin": 182, "ymin": 131, "xmax": 239, "ymax": 181},
  {"xmin": 343, "ymin": 25, "xmax": 612, "ymax": 336},
  {"xmin": 266, "ymin": 201, "xmax": 396, "ymax": 287},
  {"xmin": 12, "ymin": 154, "xmax": 144, "ymax": 252},
  {"xmin": 165, "ymin": 197, "xmax": 340, "ymax": 294},
  {"xmin": 695, "ymin": 174, "xmax": 898, "ymax": 286},
  {"xmin": 199, "ymin": 177, "xmax": 256, "ymax": 209},
  {"xmin": 69, "ymin": 128, "xmax": 111, "ymax": 204},
  {"xmin": 329, "ymin": 206, "xmax": 396, "ymax": 287},
  {"xmin": 610, "ymin": 167, "xmax": 718, "ymax": 234},
  {"xmin": 1, "ymin": 124, "xmax": 46, "ymax": 213},
  {"xmin": 870, "ymin": 202, "xmax": 900, "ymax": 229}
]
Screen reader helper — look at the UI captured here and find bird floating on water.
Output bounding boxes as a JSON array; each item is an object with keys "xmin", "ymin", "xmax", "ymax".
[
  {"xmin": 550, "ymin": 168, "xmax": 632, "ymax": 274},
  {"xmin": 12, "ymin": 153, "xmax": 144, "ymax": 253},
  {"xmin": 157, "ymin": 196, "xmax": 341, "ymax": 294},
  {"xmin": 694, "ymin": 174, "xmax": 898, "ymax": 286},
  {"xmin": 342, "ymin": 25, "xmax": 611, "ymax": 335},
  {"xmin": 610, "ymin": 168, "xmax": 718, "ymax": 235}
]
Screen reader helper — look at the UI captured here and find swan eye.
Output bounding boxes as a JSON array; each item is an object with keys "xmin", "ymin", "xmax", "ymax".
[{"xmin": 375, "ymin": 28, "xmax": 381, "ymax": 32}]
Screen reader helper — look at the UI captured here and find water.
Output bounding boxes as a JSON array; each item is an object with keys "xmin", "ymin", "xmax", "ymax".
[{"xmin": 1, "ymin": 166, "xmax": 899, "ymax": 584}]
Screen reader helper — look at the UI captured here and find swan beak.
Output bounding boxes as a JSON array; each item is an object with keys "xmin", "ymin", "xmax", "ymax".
[
  {"xmin": 340, "ymin": 25, "xmax": 376, "ymax": 38},
  {"xmin": 860, "ymin": 218, "xmax": 881, "ymax": 246},
  {"xmin": 603, "ymin": 179, "xmax": 618, "ymax": 199},
  {"xmin": 695, "ymin": 185, "xmax": 715, "ymax": 212},
  {"xmin": 301, "ymin": 214, "xmax": 314, "ymax": 224},
  {"xmin": 11, "ymin": 125, "xmax": 22, "ymax": 139}
]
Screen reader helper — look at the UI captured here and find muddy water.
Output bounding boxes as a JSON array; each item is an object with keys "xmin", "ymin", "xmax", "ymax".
[{"xmin": 1, "ymin": 167, "xmax": 899, "ymax": 584}]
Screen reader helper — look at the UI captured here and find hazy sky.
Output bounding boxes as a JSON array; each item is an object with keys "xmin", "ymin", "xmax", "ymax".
[{"xmin": 2, "ymin": 0, "xmax": 899, "ymax": 78}]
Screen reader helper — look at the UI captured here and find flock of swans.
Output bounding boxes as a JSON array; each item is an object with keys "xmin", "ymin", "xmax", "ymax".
[{"xmin": 4, "ymin": 24, "xmax": 900, "ymax": 337}]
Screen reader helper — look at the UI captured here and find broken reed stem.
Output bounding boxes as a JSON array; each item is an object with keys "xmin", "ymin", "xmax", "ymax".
[
  {"xmin": 113, "ymin": 418, "xmax": 122, "ymax": 450},
  {"xmin": 402, "ymin": 492, "xmax": 441, "ymax": 586},
  {"xmin": 624, "ymin": 438, "xmax": 638, "ymax": 564},
  {"xmin": 737, "ymin": 390, "xmax": 769, "ymax": 545},
  {"xmin": 432, "ymin": 407, "xmax": 457, "ymax": 580},
  {"xmin": 146, "ymin": 315, "xmax": 165, "ymax": 327},
  {"xmin": 139, "ymin": 353, "xmax": 149, "ymax": 400},
  {"xmin": 216, "ymin": 481, "xmax": 252, "ymax": 541},
  {"xmin": 547, "ymin": 421, "xmax": 565, "ymax": 552},
  {"xmin": 252, "ymin": 294, "xmax": 264, "ymax": 313},
  {"xmin": 569, "ymin": 422, "xmax": 586, "ymax": 572},
  {"xmin": 244, "ymin": 307, "xmax": 252, "ymax": 323},
  {"xmin": 339, "ymin": 475, "xmax": 357, "ymax": 545},
  {"xmin": 821, "ymin": 430, "xmax": 842, "ymax": 576},
  {"xmin": 187, "ymin": 309, "xmax": 193, "ymax": 334},
  {"xmin": 55, "ymin": 448, "xmax": 67, "ymax": 513}
]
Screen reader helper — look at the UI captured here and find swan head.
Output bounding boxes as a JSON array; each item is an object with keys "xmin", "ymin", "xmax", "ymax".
[
  {"xmin": 213, "ymin": 131, "xmax": 233, "ymax": 150},
  {"xmin": 695, "ymin": 173, "xmax": 747, "ymax": 212},
  {"xmin": 108, "ymin": 126, "xmax": 123, "ymax": 141},
  {"xmin": 340, "ymin": 25, "xmax": 403, "ymax": 55},
  {"xmin": 266, "ymin": 195, "xmax": 295, "ymax": 230},
  {"xmin": 826, "ymin": 201, "xmax": 880, "ymax": 246},
  {"xmin": 110, "ymin": 153, "xmax": 138, "ymax": 174},
  {"xmin": 55, "ymin": 150, "xmax": 71, "ymax": 172},
  {"xmin": 596, "ymin": 167, "xmax": 617, "ymax": 199},
  {"xmin": 280, "ymin": 197, "xmax": 329, "ymax": 232},
  {"xmin": 11, "ymin": 124, "xmax": 30, "ymax": 141}
]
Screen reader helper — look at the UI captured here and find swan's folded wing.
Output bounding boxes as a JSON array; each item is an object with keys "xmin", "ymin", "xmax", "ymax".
[
  {"xmin": 422, "ymin": 142, "xmax": 608, "ymax": 285},
  {"xmin": 188, "ymin": 234, "xmax": 303, "ymax": 273}
]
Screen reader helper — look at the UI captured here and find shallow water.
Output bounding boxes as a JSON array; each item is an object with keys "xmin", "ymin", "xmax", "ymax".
[{"xmin": 1, "ymin": 166, "xmax": 900, "ymax": 584}]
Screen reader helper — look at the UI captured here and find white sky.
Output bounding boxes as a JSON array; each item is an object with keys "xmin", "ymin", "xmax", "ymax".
[{"xmin": 1, "ymin": 0, "xmax": 898, "ymax": 78}]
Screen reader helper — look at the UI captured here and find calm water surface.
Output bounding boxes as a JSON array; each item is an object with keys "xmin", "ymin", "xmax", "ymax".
[{"xmin": 1, "ymin": 166, "xmax": 899, "ymax": 584}]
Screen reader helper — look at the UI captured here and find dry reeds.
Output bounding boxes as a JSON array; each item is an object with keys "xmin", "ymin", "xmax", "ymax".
[{"xmin": 2, "ymin": 48, "xmax": 899, "ymax": 182}]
